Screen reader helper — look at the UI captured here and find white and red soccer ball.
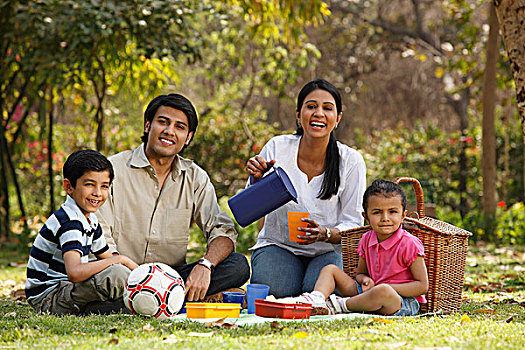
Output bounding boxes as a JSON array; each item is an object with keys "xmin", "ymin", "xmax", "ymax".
[{"xmin": 124, "ymin": 262, "xmax": 185, "ymax": 320}]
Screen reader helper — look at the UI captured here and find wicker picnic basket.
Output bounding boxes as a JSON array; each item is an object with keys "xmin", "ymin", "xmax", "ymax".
[{"xmin": 340, "ymin": 177, "xmax": 472, "ymax": 314}]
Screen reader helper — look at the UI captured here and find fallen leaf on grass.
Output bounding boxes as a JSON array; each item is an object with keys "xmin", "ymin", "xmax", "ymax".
[
  {"xmin": 188, "ymin": 331, "xmax": 214, "ymax": 337},
  {"xmin": 205, "ymin": 316, "xmax": 237, "ymax": 328},
  {"xmin": 290, "ymin": 331, "xmax": 309, "ymax": 338},
  {"xmin": 5, "ymin": 312, "xmax": 16, "ymax": 317},
  {"xmin": 163, "ymin": 335, "xmax": 183, "ymax": 343},
  {"xmin": 384, "ymin": 342, "xmax": 407, "ymax": 348},
  {"xmin": 445, "ymin": 336, "xmax": 462, "ymax": 343},
  {"xmin": 142, "ymin": 323, "xmax": 153, "ymax": 332},
  {"xmin": 365, "ymin": 318, "xmax": 394, "ymax": 325},
  {"xmin": 475, "ymin": 308, "xmax": 497, "ymax": 314},
  {"xmin": 459, "ymin": 315, "xmax": 471, "ymax": 324},
  {"xmin": 108, "ymin": 338, "xmax": 118, "ymax": 344},
  {"xmin": 498, "ymin": 315, "xmax": 515, "ymax": 323},
  {"xmin": 270, "ymin": 321, "xmax": 284, "ymax": 331}
]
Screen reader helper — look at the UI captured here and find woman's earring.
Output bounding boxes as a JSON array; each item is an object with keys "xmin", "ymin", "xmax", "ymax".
[
  {"xmin": 296, "ymin": 120, "xmax": 301, "ymax": 128},
  {"xmin": 335, "ymin": 124, "xmax": 339, "ymax": 129}
]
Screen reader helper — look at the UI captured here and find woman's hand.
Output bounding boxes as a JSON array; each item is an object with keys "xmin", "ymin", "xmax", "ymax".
[
  {"xmin": 296, "ymin": 218, "xmax": 330, "ymax": 245},
  {"xmin": 246, "ymin": 155, "xmax": 275, "ymax": 183}
]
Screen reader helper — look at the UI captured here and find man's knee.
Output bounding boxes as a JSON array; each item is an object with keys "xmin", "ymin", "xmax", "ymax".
[
  {"xmin": 227, "ymin": 253, "xmax": 250, "ymax": 282},
  {"xmin": 216, "ymin": 252, "xmax": 250, "ymax": 285}
]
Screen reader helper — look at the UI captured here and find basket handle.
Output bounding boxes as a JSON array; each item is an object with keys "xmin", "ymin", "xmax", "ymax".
[{"xmin": 393, "ymin": 177, "xmax": 425, "ymax": 218}]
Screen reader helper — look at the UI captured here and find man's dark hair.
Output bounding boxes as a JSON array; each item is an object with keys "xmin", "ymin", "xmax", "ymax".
[
  {"xmin": 295, "ymin": 78, "xmax": 342, "ymax": 200},
  {"xmin": 63, "ymin": 149, "xmax": 114, "ymax": 188},
  {"xmin": 141, "ymin": 93, "xmax": 199, "ymax": 154},
  {"xmin": 362, "ymin": 179, "xmax": 407, "ymax": 213}
]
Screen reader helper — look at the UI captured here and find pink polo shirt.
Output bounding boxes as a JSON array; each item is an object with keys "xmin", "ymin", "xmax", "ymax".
[{"xmin": 357, "ymin": 227, "xmax": 427, "ymax": 303}]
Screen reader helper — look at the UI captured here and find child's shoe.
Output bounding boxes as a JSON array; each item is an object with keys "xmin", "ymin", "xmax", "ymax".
[
  {"xmin": 325, "ymin": 294, "xmax": 348, "ymax": 314},
  {"xmin": 276, "ymin": 291, "xmax": 333, "ymax": 315}
]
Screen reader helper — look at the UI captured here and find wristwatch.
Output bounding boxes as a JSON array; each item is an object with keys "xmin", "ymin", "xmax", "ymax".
[
  {"xmin": 198, "ymin": 258, "xmax": 214, "ymax": 271},
  {"xmin": 325, "ymin": 227, "xmax": 332, "ymax": 241}
]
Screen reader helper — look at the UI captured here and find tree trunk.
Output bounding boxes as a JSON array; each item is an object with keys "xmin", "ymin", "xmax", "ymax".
[
  {"xmin": 93, "ymin": 57, "xmax": 107, "ymax": 152},
  {"xmin": 48, "ymin": 92, "xmax": 55, "ymax": 215},
  {"xmin": 95, "ymin": 104, "xmax": 104, "ymax": 152},
  {"xmin": 0, "ymin": 128, "xmax": 10, "ymax": 239},
  {"xmin": 459, "ymin": 84, "xmax": 471, "ymax": 220},
  {"xmin": 493, "ymin": 0, "xmax": 525, "ymax": 198},
  {"xmin": 482, "ymin": 2, "xmax": 499, "ymax": 238}
]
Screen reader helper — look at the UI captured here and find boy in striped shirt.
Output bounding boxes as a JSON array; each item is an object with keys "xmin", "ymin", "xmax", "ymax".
[{"xmin": 25, "ymin": 150, "xmax": 138, "ymax": 315}]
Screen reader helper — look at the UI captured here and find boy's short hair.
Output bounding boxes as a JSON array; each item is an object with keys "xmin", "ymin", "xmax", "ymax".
[
  {"xmin": 63, "ymin": 149, "xmax": 114, "ymax": 188},
  {"xmin": 363, "ymin": 179, "xmax": 407, "ymax": 213}
]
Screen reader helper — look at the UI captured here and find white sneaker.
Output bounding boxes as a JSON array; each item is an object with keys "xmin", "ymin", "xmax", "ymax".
[
  {"xmin": 275, "ymin": 292, "xmax": 327, "ymax": 308},
  {"xmin": 325, "ymin": 294, "xmax": 345, "ymax": 314}
]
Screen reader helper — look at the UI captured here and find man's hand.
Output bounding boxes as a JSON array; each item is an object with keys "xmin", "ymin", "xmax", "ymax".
[{"xmin": 184, "ymin": 264, "xmax": 212, "ymax": 301}]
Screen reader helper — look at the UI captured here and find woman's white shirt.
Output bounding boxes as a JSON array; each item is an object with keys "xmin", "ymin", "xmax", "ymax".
[{"xmin": 250, "ymin": 134, "xmax": 366, "ymax": 257}]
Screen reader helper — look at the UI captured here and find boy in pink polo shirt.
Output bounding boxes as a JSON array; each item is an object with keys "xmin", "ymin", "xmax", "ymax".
[{"xmin": 286, "ymin": 179, "xmax": 428, "ymax": 316}]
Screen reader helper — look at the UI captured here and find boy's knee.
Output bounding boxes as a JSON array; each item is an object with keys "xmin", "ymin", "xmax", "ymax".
[{"xmin": 104, "ymin": 264, "xmax": 131, "ymax": 285}]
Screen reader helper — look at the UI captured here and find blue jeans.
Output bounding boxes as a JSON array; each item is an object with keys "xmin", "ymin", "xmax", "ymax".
[
  {"xmin": 250, "ymin": 245, "xmax": 343, "ymax": 298},
  {"xmin": 356, "ymin": 282, "xmax": 420, "ymax": 316}
]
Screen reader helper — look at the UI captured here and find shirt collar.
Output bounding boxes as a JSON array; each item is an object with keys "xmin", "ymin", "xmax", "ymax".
[
  {"xmin": 63, "ymin": 195, "xmax": 99, "ymax": 231},
  {"xmin": 129, "ymin": 143, "xmax": 194, "ymax": 179},
  {"xmin": 370, "ymin": 226, "xmax": 405, "ymax": 250}
]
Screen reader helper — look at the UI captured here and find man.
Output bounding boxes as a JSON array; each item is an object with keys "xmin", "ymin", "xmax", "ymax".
[{"xmin": 97, "ymin": 93, "xmax": 250, "ymax": 301}]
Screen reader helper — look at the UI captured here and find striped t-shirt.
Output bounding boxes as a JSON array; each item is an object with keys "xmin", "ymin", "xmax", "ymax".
[{"xmin": 25, "ymin": 195, "xmax": 109, "ymax": 304}]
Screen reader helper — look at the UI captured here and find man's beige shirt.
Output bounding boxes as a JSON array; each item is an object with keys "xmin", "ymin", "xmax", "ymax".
[{"xmin": 96, "ymin": 144, "xmax": 237, "ymax": 267}]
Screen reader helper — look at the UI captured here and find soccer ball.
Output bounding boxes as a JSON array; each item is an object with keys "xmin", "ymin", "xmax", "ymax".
[{"xmin": 124, "ymin": 262, "xmax": 185, "ymax": 320}]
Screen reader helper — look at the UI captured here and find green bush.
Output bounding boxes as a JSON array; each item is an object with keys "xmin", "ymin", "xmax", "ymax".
[{"xmin": 495, "ymin": 202, "xmax": 525, "ymax": 245}]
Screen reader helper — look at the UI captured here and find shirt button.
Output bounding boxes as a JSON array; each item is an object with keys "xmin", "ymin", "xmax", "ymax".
[
  {"xmin": 155, "ymin": 185, "xmax": 158, "ymax": 190},
  {"xmin": 148, "ymin": 253, "xmax": 152, "ymax": 256},
  {"xmin": 152, "ymin": 230, "xmax": 157, "ymax": 235}
]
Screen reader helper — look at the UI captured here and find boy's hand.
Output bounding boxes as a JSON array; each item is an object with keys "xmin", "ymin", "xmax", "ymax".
[
  {"xmin": 360, "ymin": 276, "xmax": 375, "ymax": 292},
  {"xmin": 117, "ymin": 256, "xmax": 138, "ymax": 271}
]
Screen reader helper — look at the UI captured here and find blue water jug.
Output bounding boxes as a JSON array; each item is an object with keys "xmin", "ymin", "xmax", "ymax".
[{"xmin": 228, "ymin": 167, "xmax": 298, "ymax": 227}]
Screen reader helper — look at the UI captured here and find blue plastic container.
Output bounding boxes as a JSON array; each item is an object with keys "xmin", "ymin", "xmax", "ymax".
[
  {"xmin": 246, "ymin": 284, "xmax": 270, "ymax": 314},
  {"xmin": 222, "ymin": 292, "xmax": 246, "ymax": 306},
  {"xmin": 228, "ymin": 167, "xmax": 298, "ymax": 227}
]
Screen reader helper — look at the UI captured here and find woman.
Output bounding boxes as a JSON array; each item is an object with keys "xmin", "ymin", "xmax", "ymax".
[{"xmin": 246, "ymin": 78, "xmax": 367, "ymax": 298}]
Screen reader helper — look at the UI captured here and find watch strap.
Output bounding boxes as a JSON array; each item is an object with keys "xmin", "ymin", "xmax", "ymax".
[
  {"xmin": 325, "ymin": 227, "xmax": 332, "ymax": 241},
  {"xmin": 198, "ymin": 258, "xmax": 214, "ymax": 270}
]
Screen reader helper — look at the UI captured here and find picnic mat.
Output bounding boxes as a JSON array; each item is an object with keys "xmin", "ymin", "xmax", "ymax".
[{"xmin": 169, "ymin": 311, "xmax": 374, "ymax": 326}]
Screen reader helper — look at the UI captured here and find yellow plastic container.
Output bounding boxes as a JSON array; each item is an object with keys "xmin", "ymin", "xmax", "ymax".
[{"xmin": 185, "ymin": 303, "xmax": 241, "ymax": 319}]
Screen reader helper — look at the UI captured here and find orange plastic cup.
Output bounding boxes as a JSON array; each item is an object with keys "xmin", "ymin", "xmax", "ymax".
[{"xmin": 287, "ymin": 212, "xmax": 310, "ymax": 242}]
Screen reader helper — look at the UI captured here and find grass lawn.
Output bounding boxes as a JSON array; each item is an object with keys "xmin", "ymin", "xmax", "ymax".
[{"xmin": 1, "ymin": 244, "xmax": 524, "ymax": 349}]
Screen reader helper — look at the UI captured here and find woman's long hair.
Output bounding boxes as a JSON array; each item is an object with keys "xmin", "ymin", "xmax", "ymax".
[{"xmin": 295, "ymin": 78, "xmax": 341, "ymax": 200}]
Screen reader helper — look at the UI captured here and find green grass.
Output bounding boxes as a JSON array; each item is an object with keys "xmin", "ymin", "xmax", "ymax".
[{"xmin": 1, "ymin": 245, "xmax": 524, "ymax": 349}]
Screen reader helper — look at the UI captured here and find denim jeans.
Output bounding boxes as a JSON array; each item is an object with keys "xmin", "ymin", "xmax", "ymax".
[
  {"xmin": 174, "ymin": 252, "xmax": 250, "ymax": 296},
  {"xmin": 356, "ymin": 282, "xmax": 420, "ymax": 316},
  {"xmin": 250, "ymin": 245, "xmax": 343, "ymax": 298}
]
